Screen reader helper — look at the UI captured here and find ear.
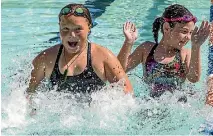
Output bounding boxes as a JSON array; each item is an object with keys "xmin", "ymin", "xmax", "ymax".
[
  {"xmin": 163, "ymin": 22, "xmax": 171, "ymax": 35},
  {"xmin": 88, "ymin": 24, "xmax": 92, "ymax": 30}
]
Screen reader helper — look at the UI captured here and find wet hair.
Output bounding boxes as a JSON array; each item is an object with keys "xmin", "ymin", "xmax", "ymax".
[
  {"xmin": 58, "ymin": 3, "xmax": 92, "ymax": 28},
  {"xmin": 152, "ymin": 4, "xmax": 194, "ymax": 44}
]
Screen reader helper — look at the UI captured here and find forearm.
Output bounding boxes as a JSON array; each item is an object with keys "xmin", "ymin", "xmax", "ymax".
[
  {"xmin": 206, "ymin": 75, "xmax": 213, "ymax": 106},
  {"xmin": 117, "ymin": 40, "xmax": 133, "ymax": 71},
  {"xmin": 27, "ymin": 71, "xmax": 45, "ymax": 94},
  {"xmin": 25, "ymin": 89, "xmax": 38, "ymax": 116},
  {"xmin": 26, "ymin": 86, "xmax": 37, "ymax": 94},
  {"xmin": 111, "ymin": 76, "xmax": 133, "ymax": 94},
  {"xmin": 26, "ymin": 76, "xmax": 40, "ymax": 94},
  {"xmin": 123, "ymin": 76, "xmax": 133, "ymax": 94},
  {"xmin": 187, "ymin": 46, "xmax": 201, "ymax": 82}
]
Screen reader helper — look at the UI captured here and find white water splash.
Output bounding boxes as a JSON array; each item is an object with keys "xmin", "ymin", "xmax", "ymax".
[{"xmin": 1, "ymin": 59, "xmax": 213, "ymax": 135}]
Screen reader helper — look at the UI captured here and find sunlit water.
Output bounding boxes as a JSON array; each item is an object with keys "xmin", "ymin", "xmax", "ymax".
[{"xmin": 2, "ymin": 0, "xmax": 213, "ymax": 135}]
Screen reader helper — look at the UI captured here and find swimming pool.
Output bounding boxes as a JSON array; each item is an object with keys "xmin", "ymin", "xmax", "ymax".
[{"xmin": 2, "ymin": 0, "xmax": 213, "ymax": 135}]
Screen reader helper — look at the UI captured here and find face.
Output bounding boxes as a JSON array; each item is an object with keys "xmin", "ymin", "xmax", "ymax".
[
  {"xmin": 164, "ymin": 21, "xmax": 195, "ymax": 50},
  {"xmin": 59, "ymin": 15, "xmax": 90, "ymax": 53}
]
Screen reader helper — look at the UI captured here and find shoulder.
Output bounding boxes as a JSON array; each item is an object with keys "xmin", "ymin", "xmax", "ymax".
[
  {"xmin": 134, "ymin": 41, "xmax": 156, "ymax": 54},
  {"xmin": 140, "ymin": 41, "xmax": 156, "ymax": 50},
  {"xmin": 91, "ymin": 43, "xmax": 116, "ymax": 60},
  {"xmin": 32, "ymin": 44, "xmax": 61, "ymax": 66},
  {"xmin": 137, "ymin": 41, "xmax": 156, "ymax": 63}
]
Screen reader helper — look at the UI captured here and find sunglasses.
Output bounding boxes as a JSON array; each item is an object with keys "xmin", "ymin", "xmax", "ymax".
[
  {"xmin": 59, "ymin": 6, "xmax": 92, "ymax": 25},
  {"xmin": 163, "ymin": 15, "xmax": 197, "ymax": 23}
]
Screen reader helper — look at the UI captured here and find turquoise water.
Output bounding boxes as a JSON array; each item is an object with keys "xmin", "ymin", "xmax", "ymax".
[{"xmin": 2, "ymin": 0, "xmax": 213, "ymax": 135}]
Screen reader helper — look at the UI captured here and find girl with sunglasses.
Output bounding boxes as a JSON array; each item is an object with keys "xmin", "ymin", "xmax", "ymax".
[
  {"xmin": 27, "ymin": 3, "xmax": 133, "ymax": 95},
  {"xmin": 117, "ymin": 4, "xmax": 210, "ymax": 97}
]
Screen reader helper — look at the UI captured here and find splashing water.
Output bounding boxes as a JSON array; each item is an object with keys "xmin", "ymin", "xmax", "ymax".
[{"xmin": 1, "ymin": 57, "xmax": 213, "ymax": 135}]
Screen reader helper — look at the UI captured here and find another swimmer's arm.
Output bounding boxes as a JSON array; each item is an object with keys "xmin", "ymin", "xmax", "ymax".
[
  {"xmin": 118, "ymin": 42, "xmax": 145, "ymax": 73},
  {"xmin": 104, "ymin": 50, "xmax": 133, "ymax": 94},
  {"xmin": 206, "ymin": 75, "xmax": 213, "ymax": 106},
  {"xmin": 125, "ymin": 44, "xmax": 145, "ymax": 72},
  {"xmin": 119, "ymin": 41, "xmax": 150, "ymax": 73},
  {"xmin": 27, "ymin": 53, "xmax": 46, "ymax": 94},
  {"xmin": 117, "ymin": 39, "xmax": 134, "ymax": 71},
  {"xmin": 117, "ymin": 22, "xmax": 138, "ymax": 72}
]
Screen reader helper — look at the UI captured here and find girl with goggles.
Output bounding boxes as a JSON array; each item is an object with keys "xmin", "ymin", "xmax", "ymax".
[{"xmin": 117, "ymin": 4, "xmax": 211, "ymax": 98}]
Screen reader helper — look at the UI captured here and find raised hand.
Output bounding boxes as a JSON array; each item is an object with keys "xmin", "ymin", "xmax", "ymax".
[
  {"xmin": 191, "ymin": 21, "xmax": 211, "ymax": 47},
  {"xmin": 123, "ymin": 22, "xmax": 138, "ymax": 44}
]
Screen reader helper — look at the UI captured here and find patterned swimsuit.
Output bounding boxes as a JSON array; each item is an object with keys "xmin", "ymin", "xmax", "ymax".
[{"xmin": 144, "ymin": 44, "xmax": 186, "ymax": 97}]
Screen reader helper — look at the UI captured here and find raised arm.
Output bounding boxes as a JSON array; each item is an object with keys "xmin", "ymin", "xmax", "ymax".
[
  {"xmin": 206, "ymin": 75, "xmax": 213, "ymax": 106},
  {"xmin": 186, "ymin": 21, "xmax": 210, "ymax": 83},
  {"xmin": 117, "ymin": 22, "xmax": 140, "ymax": 72}
]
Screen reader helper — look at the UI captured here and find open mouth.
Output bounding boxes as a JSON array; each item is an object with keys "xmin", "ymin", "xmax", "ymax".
[{"xmin": 68, "ymin": 41, "xmax": 78, "ymax": 48}]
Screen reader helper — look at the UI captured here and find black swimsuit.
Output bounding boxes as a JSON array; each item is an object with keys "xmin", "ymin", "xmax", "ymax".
[{"xmin": 50, "ymin": 43, "xmax": 105, "ymax": 93}]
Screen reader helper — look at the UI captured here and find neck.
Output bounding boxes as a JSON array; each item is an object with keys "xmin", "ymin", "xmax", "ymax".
[{"xmin": 158, "ymin": 37, "xmax": 177, "ymax": 55}]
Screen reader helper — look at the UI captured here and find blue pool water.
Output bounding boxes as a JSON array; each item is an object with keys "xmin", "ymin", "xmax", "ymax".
[{"xmin": 2, "ymin": 0, "xmax": 213, "ymax": 135}]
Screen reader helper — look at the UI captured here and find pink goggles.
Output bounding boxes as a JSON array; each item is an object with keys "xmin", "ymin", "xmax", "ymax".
[{"xmin": 163, "ymin": 15, "xmax": 197, "ymax": 23}]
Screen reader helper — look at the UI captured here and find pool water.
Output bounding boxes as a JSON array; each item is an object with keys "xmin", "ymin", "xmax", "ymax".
[{"xmin": 2, "ymin": 0, "xmax": 213, "ymax": 135}]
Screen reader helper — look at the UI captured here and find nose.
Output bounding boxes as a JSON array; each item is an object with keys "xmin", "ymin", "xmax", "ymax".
[
  {"xmin": 185, "ymin": 33, "xmax": 192, "ymax": 41},
  {"xmin": 70, "ymin": 31, "xmax": 76, "ymax": 37}
]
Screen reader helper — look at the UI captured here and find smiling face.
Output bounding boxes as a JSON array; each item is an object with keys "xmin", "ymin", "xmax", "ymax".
[
  {"xmin": 164, "ymin": 21, "xmax": 195, "ymax": 50},
  {"xmin": 59, "ymin": 15, "xmax": 90, "ymax": 54}
]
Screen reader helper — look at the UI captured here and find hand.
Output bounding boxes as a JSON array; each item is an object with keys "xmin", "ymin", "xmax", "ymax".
[
  {"xmin": 123, "ymin": 22, "xmax": 138, "ymax": 44},
  {"xmin": 26, "ymin": 94, "xmax": 37, "ymax": 116},
  {"xmin": 191, "ymin": 21, "xmax": 210, "ymax": 47}
]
